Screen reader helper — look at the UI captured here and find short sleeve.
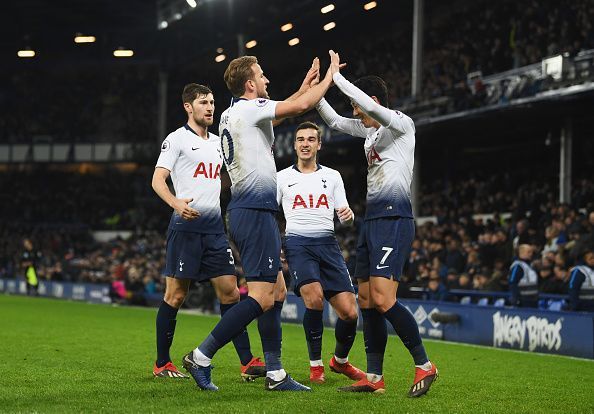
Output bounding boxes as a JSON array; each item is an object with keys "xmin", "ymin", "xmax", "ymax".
[
  {"xmin": 156, "ymin": 135, "xmax": 180, "ymax": 171},
  {"xmin": 333, "ymin": 171, "xmax": 349, "ymax": 209},
  {"xmin": 248, "ymin": 99, "xmax": 278, "ymax": 124}
]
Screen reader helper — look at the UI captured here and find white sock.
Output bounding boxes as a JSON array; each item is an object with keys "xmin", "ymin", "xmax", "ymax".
[
  {"xmin": 415, "ymin": 361, "xmax": 432, "ymax": 371},
  {"xmin": 192, "ymin": 348, "xmax": 211, "ymax": 367},
  {"xmin": 366, "ymin": 373, "xmax": 383, "ymax": 383},
  {"xmin": 334, "ymin": 356, "xmax": 348, "ymax": 364},
  {"xmin": 309, "ymin": 360, "xmax": 324, "ymax": 367},
  {"xmin": 266, "ymin": 369, "xmax": 287, "ymax": 381}
]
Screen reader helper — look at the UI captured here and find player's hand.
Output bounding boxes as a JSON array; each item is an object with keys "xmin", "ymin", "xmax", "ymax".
[
  {"xmin": 172, "ymin": 198, "xmax": 200, "ymax": 220},
  {"xmin": 336, "ymin": 206, "xmax": 354, "ymax": 225},
  {"xmin": 326, "ymin": 50, "xmax": 347, "ymax": 85},
  {"xmin": 299, "ymin": 57, "xmax": 320, "ymax": 93}
]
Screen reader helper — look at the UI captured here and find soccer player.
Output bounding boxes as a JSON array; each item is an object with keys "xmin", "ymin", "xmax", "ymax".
[
  {"xmin": 183, "ymin": 53, "xmax": 339, "ymax": 391},
  {"xmin": 152, "ymin": 83, "xmax": 265, "ymax": 381},
  {"xmin": 277, "ymin": 121, "xmax": 365, "ymax": 384},
  {"xmin": 316, "ymin": 51, "xmax": 438, "ymax": 396}
]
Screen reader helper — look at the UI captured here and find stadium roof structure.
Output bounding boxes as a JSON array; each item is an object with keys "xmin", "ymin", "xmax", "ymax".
[{"xmin": 1, "ymin": 0, "xmax": 412, "ymax": 69}]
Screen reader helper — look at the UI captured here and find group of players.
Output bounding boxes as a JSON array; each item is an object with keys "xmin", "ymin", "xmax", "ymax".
[{"xmin": 151, "ymin": 50, "xmax": 438, "ymax": 396}]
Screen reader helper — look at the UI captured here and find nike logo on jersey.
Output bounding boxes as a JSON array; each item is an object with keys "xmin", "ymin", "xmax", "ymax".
[
  {"xmin": 191, "ymin": 147, "xmax": 199, "ymax": 150},
  {"xmin": 288, "ymin": 183, "xmax": 298, "ymax": 187},
  {"xmin": 376, "ymin": 265, "xmax": 390, "ymax": 270}
]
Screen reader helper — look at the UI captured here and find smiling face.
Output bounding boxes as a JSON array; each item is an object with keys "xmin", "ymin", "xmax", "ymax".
[
  {"xmin": 351, "ymin": 99, "xmax": 381, "ymax": 128},
  {"xmin": 185, "ymin": 93, "xmax": 214, "ymax": 128},
  {"xmin": 294, "ymin": 127, "xmax": 321, "ymax": 163}
]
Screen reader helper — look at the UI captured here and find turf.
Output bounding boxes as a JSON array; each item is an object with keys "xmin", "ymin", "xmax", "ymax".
[{"xmin": 1, "ymin": 295, "xmax": 593, "ymax": 413}]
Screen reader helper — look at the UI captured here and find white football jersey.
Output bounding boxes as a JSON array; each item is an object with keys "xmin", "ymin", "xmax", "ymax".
[
  {"xmin": 277, "ymin": 164, "xmax": 349, "ymax": 238},
  {"xmin": 156, "ymin": 124, "xmax": 224, "ymax": 233},
  {"xmin": 219, "ymin": 97, "xmax": 279, "ymax": 211},
  {"xmin": 317, "ymin": 73, "xmax": 415, "ymax": 220}
]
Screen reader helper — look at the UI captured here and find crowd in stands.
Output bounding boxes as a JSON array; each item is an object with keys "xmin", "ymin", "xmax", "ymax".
[
  {"xmin": 2, "ymin": 0, "xmax": 593, "ymax": 143},
  {"xmin": 2, "ymin": 170, "xmax": 593, "ymax": 310}
]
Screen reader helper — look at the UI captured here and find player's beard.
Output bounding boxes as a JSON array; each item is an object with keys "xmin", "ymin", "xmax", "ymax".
[
  {"xmin": 194, "ymin": 114, "xmax": 213, "ymax": 129},
  {"xmin": 257, "ymin": 86, "xmax": 270, "ymax": 99}
]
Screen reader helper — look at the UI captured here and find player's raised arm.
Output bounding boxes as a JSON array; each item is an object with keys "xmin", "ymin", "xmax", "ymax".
[
  {"xmin": 329, "ymin": 51, "xmax": 410, "ymax": 135},
  {"xmin": 274, "ymin": 51, "xmax": 337, "ymax": 120},
  {"xmin": 152, "ymin": 167, "xmax": 199, "ymax": 220}
]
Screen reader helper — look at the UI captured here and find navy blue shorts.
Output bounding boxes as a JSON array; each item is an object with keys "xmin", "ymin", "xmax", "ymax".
[
  {"xmin": 354, "ymin": 217, "xmax": 415, "ymax": 281},
  {"xmin": 284, "ymin": 236, "xmax": 354, "ymax": 299},
  {"xmin": 163, "ymin": 230, "xmax": 235, "ymax": 282},
  {"xmin": 229, "ymin": 208, "xmax": 281, "ymax": 282}
]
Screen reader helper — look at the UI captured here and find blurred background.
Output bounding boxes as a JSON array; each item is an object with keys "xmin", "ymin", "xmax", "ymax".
[{"xmin": 1, "ymin": 0, "xmax": 593, "ymax": 311}]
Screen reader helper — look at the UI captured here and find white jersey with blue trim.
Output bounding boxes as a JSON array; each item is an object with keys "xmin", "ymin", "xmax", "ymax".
[
  {"xmin": 156, "ymin": 125, "xmax": 224, "ymax": 233},
  {"xmin": 317, "ymin": 73, "xmax": 415, "ymax": 220},
  {"xmin": 219, "ymin": 97, "xmax": 279, "ymax": 211},
  {"xmin": 277, "ymin": 164, "xmax": 349, "ymax": 238}
]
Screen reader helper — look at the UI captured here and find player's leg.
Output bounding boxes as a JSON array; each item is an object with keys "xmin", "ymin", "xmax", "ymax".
[
  {"xmin": 369, "ymin": 217, "xmax": 437, "ymax": 397},
  {"xmin": 258, "ymin": 271, "xmax": 287, "ymax": 380},
  {"xmin": 339, "ymin": 222, "xmax": 386, "ymax": 393},
  {"xmin": 210, "ymin": 274, "xmax": 266, "ymax": 380},
  {"xmin": 154, "ymin": 276, "xmax": 190, "ymax": 378},
  {"xmin": 327, "ymin": 291, "xmax": 365, "ymax": 381},
  {"xmin": 300, "ymin": 281, "xmax": 326, "ymax": 383}
]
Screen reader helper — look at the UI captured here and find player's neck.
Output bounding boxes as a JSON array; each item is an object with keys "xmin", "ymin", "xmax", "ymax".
[
  {"xmin": 241, "ymin": 91, "xmax": 258, "ymax": 100},
  {"xmin": 297, "ymin": 159, "xmax": 317, "ymax": 173},
  {"xmin": 187, "ymin": 118, "xmax": 208, "ymax": 139}
]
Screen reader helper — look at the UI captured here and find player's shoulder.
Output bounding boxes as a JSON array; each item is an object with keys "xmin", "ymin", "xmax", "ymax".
[
  {"xmin": 319, "ymin": 165, "xmax": 342, "ymax": 178},
  {"xmin": 160, "ymin": 126, "xmax": 185, "ymax": 152},
  {"xmin": 392, "ymin": 109, "xmax": 415, "ymax": 131},
  {"xmin": 277, "ymin": 165, "xmax": 296, "ymax": 180},
  {"xmin": 207, "ymin": 131, "xmax": 220, "ymax": 141}
]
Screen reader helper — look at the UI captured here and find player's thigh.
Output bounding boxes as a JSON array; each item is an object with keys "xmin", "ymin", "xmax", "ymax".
[
  {"xmin": 367, "ymin": 217, "xmax": 415, "ymax": 282},
  {"xmin": 229, "ymin": 208, "xmax": 280, "ymax": 280},
  {"xmin": 273, "ymin": 270, "xmax": 287, "ymax": 302},
  {"xmin": 299, "ymin": 281, "xmax": 325, "ymax": 310},
  {"xmin": 329, "ymin": 291, "xmax": 358, "ymax": 321},
  {"xmin": 285, "ymin": 243, "xmax": 321, "ymax": 297}
]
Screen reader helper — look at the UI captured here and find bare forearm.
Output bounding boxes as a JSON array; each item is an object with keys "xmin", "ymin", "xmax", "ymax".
[{"xmin": 152, "ymin": 176, "xmax": 176, "ymax": 208}]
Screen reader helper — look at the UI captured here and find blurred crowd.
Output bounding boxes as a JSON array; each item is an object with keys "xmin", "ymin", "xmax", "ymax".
[
  {"xmin": 2, "ymin": 0, "xmax": 594, "ymax": 143},
  {"xmin": 3, "ymin": 173, "xmax": 593, "ymax": 310}
]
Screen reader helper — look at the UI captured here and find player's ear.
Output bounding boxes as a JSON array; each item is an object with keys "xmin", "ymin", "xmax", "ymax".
[
  {"xmin": 183, "ymin": 102, "xmax": 192, "ymax": 113},
  {"xmin": 371, "ymin": 95, "xmax": 380, "ymax": 105}
]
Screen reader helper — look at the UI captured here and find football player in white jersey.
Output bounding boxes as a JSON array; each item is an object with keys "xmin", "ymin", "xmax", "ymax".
[
  {"xmin": 316, "ymin": 52, "xmax": 438, "ymax": 396},
  {"xmin": 184, "ymin": 53, "xmax": 342, "ymax": 391},
  {"xmin": 277, "ymin": 121, "xmax": 365, "ymax": 385},
  {"xmin": 152, "ymin": 84, "xmax": 265, "ymax": 381}
]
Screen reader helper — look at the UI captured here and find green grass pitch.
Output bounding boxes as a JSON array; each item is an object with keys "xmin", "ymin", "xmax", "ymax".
[{"xmin": 1, "ymin": 295, "xmax": 593, "ymax": 413}]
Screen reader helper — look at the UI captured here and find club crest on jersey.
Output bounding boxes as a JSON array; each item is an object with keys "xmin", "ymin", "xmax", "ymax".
[
  {"xmin": 292, "ymin": 194, "xmax": 329, "ymax": 209},
  {"xmin": 256, "ymin": 98, "xmax": 269, "ymax": 107},
  {"xmin": 161, "ymin": 140, "xmax": 170, "ymax": 152},
  {"xmin": 321, "ymin": 179, "xmax": 327, "ymax": 189},
  {"xmin": 193, "ymin": 162, "xmax": 221, "ymax": 179},
  {"xmin": 366, "ymin": 146, "xmax": 382, "ymax": 165}
]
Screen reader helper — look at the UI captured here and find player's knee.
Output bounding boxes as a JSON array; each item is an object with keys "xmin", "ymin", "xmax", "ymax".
[
  {"xmin": 303, "ymin": 294, "xmax": 324, "ymax": 310},
  {"xmin": 338, "ymin": 306, "xmax": 359, "ymax": 322},
  {"xmin": 357, "ymin": 292, "xmax": 370, "ymax": 308},
  {"xmin": 371, "ymin": 292, "xmax": 395, "ymax": 314},
  {"xmin": 251, "ymin": 293, "xmax": 274, "ymax": 311},
  {"xmin": 164, "ymin": 289, "xmax": 186, "ymax": 309},
  {"xmin": 274, "ymin": 284, "xmax": 287, "ymax": 303},
  {"xmin": 218, "ymin": 287, "xmax": 240, "ymax": 304}
]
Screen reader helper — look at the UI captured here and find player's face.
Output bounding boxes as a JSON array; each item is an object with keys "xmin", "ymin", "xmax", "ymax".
[
  {"xmin": 251, "ymin": 64, "xmax": 270, "ymax": 99},
  {"xmin": 294, "ymin": 128, "xmax": 321, "ymax": 162},
  {"xmin": 586, "ymin": 252, "xmax": 594, "ymax": 267},
  {"xmin": 190, "ymin": 93, "xmax": 215, "ymax": 127},
  {"xmin": 351, "ymin": 101, "xmax": 375, "ymax": 128}
]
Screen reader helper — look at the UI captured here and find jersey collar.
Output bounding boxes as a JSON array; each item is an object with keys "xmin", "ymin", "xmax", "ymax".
[
  {"xmin": 184, "ymin": 123, "xmax": 199, "ymax": 136},
  {"xmin": 292, "ymin": 163, "xmax": 321, "ymax": 173},
  {"xmin": 231, "ymin": 97, "xmax": 248, "ymax": 106}
]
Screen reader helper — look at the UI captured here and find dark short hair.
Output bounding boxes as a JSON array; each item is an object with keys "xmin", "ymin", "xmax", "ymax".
[
  {"xmin": 353, "ymin": 75, "xmax": 389, "ymax": 107},
  {"xmin": 224, "ymin": 56, "xmax": 258, "ymax": 97},
  {"xmin": 182, "ymin": 84, "xmax": 212, "ymax": 105},
  {"xmin": 295, "ymin": 121, "xmax": 321, "ymax": 141}
]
